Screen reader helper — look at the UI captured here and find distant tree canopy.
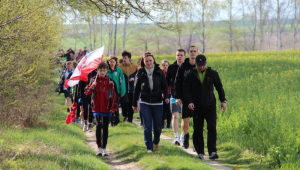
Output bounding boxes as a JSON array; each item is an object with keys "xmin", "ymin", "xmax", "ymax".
[{"xmin": 57, "ymin": 0, "xmax": 175, "ymax": 28}]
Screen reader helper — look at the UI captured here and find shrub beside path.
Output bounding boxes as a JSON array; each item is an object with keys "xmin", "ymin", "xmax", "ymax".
[
  {"xmin": 85, "ymin": 131, "xmax": 143, "ymax": 170},
  {"xmin": 132, "ymin": 120, "xmax": 233, "ymax": 170}
]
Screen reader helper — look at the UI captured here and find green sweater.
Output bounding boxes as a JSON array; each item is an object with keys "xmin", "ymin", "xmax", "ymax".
[
  {"xmin": 197, "ymin": 68, "xmax": 206, "ymax": 84},
  {"xmin": 107, "ymin": 66, "xmax": 126, "ymax": 96}
]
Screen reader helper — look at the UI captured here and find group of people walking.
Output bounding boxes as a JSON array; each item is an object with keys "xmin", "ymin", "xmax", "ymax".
[{"xmin": 56, "ymin": 46, "xmax": 227, "ymax": 160}]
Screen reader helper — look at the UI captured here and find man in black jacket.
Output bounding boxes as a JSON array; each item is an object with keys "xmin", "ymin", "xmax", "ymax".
[
  {"xmin": 174, "ymin": 46, "xmax": 198, "ymax": 149},
  {"xmin": 166, "ymin": 49, "xmax": 186, "ymax": 145},
  {"xmin": 183, "ymin": 54, "xmax": 226, "ymax": 160}
]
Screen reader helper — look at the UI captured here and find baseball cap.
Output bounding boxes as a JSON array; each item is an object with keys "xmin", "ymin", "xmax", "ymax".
[{"xmin": 196, "ymin": 55, "xmax": 206, "ymax": 66}]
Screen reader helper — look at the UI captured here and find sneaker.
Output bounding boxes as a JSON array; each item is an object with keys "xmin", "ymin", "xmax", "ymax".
[
  {"xmin": 173, "ymin": 138, "xmax": 180, "ymax": 146},
  {"xmin": 197, "ymin": 154, "xmax": 204, "ymax": 160},
  {"xmin": 147, "ymin": 150, "xmax": 153, "ymax": 153},
  {"xmin": 88, "ymin": 125, "xmax": 93, "ymax": 132},
  {"xmin": 80, "ymin": 119, "xmax": 84, "ymax": 128},
  {"xmin": 123, "ymin": 117, "xmax": 128, "ymax": 122},
  {"xmin": 102, "ymin": 149, "xmax": 109, "ymax": 156},
  {"xmin": 83, "ymin": 125, "xmax": 88, "ymax": 132},
  {"xmin": 137, "ymin": 115, "xmax": 140, "ymax": 119},
  {"xmin": 96, "ymin": 148, "xmax": 103, "ymax": 156},
  {"xmin": 154, "ymin": 144, "xmax": 159, "ymax": 151},
  {"xmin": 180, "ymin": 134, "xmax": 184, "ymax": 144},
  {"xmin": 182, "ymin": 133, "xmax": 190, "ymax": 149},
  {"xmin": 209, "ymin": 152, "xmax": 219, "ymax": 159}
]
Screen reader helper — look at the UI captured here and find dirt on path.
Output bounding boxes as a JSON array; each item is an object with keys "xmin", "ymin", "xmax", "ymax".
[
  {"xmin": 85, "ymin": 130, "xmax": 144, "ymax": 170},
  {"xmin": 132, "ymin": 120, "xmax": 233, "ymax": 170}
]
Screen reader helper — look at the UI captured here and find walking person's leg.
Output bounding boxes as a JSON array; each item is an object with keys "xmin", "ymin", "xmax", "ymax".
[
  {"xmin": 87, "ymin": 99, "xmax": 94, "ymax": 131},
  {"xmin": 166, "ymin": 102, "xmax": 171, "ymax": 129},
  {"xmin": 82, "ymin": 98, "xmax": 89, "ymax": 131},
  {"xmin": 95, "ymin": 115, "xmax": 103, "ymax": 156},
  {"xmin": 102, "ymin": 116, "xmax": 110, "ymax": 156},
  {"xmin": 205, "ymin": 106, "xmax": 218, "ymax": 159},
  {"xmin": 64, "ymin": 90, "xmax": 71, "ymax": 112},
  {"xmin": 127, "ymin": 93, "xmax": 134, "ymax": 122},
  {"xmin": 193, "ymin": 111, "xmax": 205, "ymax": 159},
  {"xmin": 181, "ymin": 104, "xmax": 191, "ymax": 149},
  {"xmin": 137, "ymin": 100, "xmax": 143, "ymax": 126},
  {"xmin": 140, "ymin": 103, "xmax": 153, "ymax": 151},
  {"xmin": 121, "ymin": 94, "xmax": 128, "ymax": 121},
  {"xmin": 152, "ymin": 104, "xmax": 163, "ymax": 151}
]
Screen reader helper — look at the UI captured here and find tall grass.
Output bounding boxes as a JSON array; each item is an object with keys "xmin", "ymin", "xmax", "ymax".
[{"xmin": 130, "ymin": 50, "xmax": 300, "ymax": 169}]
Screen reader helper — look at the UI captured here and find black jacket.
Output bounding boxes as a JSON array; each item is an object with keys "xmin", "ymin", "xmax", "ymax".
[
  {"xmin": 132, "ymin": 65, "xmax": 169, "ymax": 107},
  {"xmin": 166, "ymin": 61, "xmax": 180, "ymax": 97},
  {"xmin": 55, "ymin": 69, "xmax": 73, "ymax": 94},
  {"xmin": 73, "ymin": 70, "xmax": 97, "ymax": 100},
  {"xmin": 174, "ymin": 58, "xmax": 195, "ymax": 101},
  {"xmin": 183, "ymin": 67, "xmax": 226, "ymax": 109}
]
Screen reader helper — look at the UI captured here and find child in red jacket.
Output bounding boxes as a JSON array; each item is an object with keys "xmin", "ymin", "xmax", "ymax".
[{"xmin": 85, "ymin": 62, "xmax": 118, "ymax": 156}]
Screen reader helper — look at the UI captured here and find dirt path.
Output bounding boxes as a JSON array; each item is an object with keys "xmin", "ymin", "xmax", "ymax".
[
  {"xmin": 132, "ymin": 120, "xmax": 232, "ymax": 170},
  {"xmin": 85, "ymin": 131, "xmax": 143, "ymax": 170}
]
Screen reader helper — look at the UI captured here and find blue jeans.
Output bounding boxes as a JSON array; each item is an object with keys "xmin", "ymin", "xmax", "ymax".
[{"xmin": 140, "ymin": 103, "xmax": 163, "ymax": 151}]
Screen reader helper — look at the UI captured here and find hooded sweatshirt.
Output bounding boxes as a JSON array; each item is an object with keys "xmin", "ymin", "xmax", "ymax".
[{"xmin": 174, "ymin": 58, "xmax": 196, "ymax": 102}]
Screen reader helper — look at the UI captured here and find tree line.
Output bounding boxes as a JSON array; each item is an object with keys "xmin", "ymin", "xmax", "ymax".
[{"xmin": 60, "ymin": 0, "xmax": 300, "ymax": 56}]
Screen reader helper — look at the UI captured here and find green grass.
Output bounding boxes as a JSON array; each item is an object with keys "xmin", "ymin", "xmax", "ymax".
[
  {"xmin": 0, "ymin": 76, "xmax": 112, "ymax": 170},
  {"xmin": 133, "ymin": 112, "xmax": 269, "ymax": 170},
  {"xmin": 106, "ymin": 121, "xmax": 216, "ymax": 170}
]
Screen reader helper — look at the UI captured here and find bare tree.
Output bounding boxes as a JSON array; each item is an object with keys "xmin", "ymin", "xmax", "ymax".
[
  {"xmin": 258, "ymin": 0, "xmax": 269, "ymax": 50},
  {"xmin": 276, "ymin": 0, "xmax": 291, "ymax": 50},
  {"xmin": 240, "ymin": 0, "xmax": 248, "ymax": 51},
  {"xmin": 292, "ymin": 0, "xmax": 300, "ymax": 49},
  {"xmin": 123, "ymin": 16, "xmax": 128, "ymax": 50},
  {"xmin": 186, "ymin": 1, "xmax": 198, "ymax": 52},
  {"xmin": 195, "ymin": 0, "xmax": 219, "ymax": 53}
]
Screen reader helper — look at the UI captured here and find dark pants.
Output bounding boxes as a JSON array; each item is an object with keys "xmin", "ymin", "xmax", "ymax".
[
  {"xmin": 193, "ymin": 106, "xmax": 217, "ymax": 155},
  {"xmin": 121, "ymin": 93, "xmax": 134, "ymax": 122},
  {"xmin": 162, "ymin": 100, "xmax": 171, "ymax": 128},
  {"xmin": 140, "ymin": 103, "xmax": 163, "ymax": 151},
  {"xmin": 95, "ymin": 115, "xmax": 110, "ymax": 148},
  {"xmin": 82, "ymin": 98, "xmax": 93, "ymax": 123}
]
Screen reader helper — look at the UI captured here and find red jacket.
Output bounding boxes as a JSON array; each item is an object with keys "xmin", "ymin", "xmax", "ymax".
[{"xmin": 84, "ymin": 75, "xmax": 118, "ymax": 114}]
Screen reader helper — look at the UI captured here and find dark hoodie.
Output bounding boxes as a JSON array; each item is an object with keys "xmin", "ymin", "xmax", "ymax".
[
  {"xmin": 166, "ymin": 60, "xmax": 180, "ymax": 97},
  {"xmin": 174, "ymin": 58, "xmax": 196, "ymax": 102}
]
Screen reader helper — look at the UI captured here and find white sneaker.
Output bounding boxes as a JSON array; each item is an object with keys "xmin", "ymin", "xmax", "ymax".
[
  {"xmin": 96, "ymin": 148, "xmax": 103, "ymax": 156},
  {"xmin": 102, "ymin": 149, "xmax": 109, "ymax": 156},
  {"xmin": 88, "ymin": 126, "xmax": 93, "ymax": 132},
  {"xmin": 173, "ymin": 138, "xmax": 180, "ymax": 146},
  {"xmin": 180, "ymin": 134, "xmax": 184, "ymax": 146},
  {"xmin": 83, "ymin": 125, "xmax": 88, "ymax": 132},
  {"xmin": 81, "ymin": 120, "xmax": 84, "ymax": 128}
]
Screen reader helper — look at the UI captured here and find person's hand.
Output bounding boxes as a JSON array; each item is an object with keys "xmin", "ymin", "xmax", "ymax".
[
  {"xmin": 110, "ymin": 110, "xmax": 115, "ymax": 114},
  {"xmin": 132, "ymin": 106, "xmax": 137, "ymax": 111},
  {"xmin": 165, "ymin": 98, "xmax": 169, "ymax": 104},
  {"xmin": 221, "ymin": 102, "xmax": 226, "ymax": 112},
  {"xmin": 121, "ymin": 95, "xmax": 124, "ymax": 97},
  {"xmin": 92, "ymin": 81, "xmax": 97, "ymax": 87},
  {"xmin": 175, "ymin": 99, "xmax": 181, "ymax": 107},
  {"xmin": 129, "ymin": 77, "xmax": 135, "ymax": 82},
  {"xmin": 188, "ymin": 103, "xmax": 195, "ymax": 110},
  {"xmin": 162, "ymin": 94, "xmax": 164, "ymax": 99}
]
